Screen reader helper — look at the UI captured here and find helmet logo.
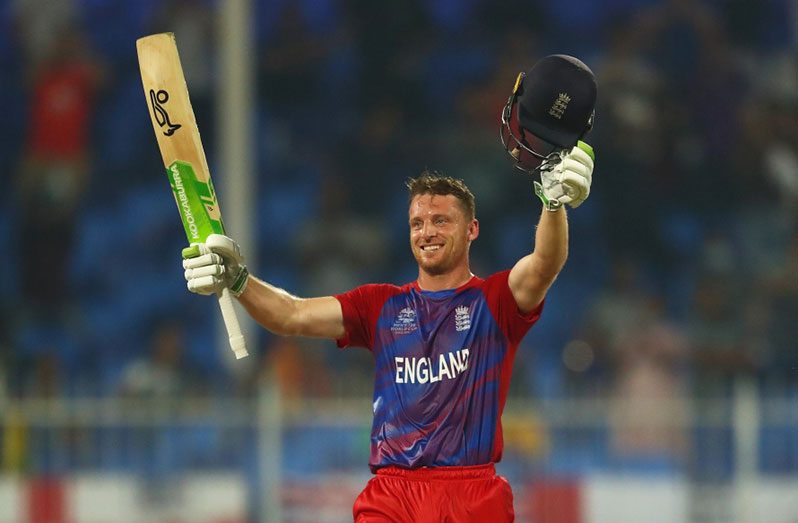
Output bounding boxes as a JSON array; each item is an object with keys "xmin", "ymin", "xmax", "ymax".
[{"xmin": 548, "ymin": 92, "xmax": 571, "ymax": 120}]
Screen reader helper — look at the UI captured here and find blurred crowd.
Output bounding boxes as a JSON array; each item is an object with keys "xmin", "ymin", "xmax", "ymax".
[{"xmin": 1, "ymin": 0, "xmax": 797, "ymax": 471}]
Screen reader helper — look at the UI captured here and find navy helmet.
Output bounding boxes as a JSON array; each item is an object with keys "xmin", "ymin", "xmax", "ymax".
[{"xmin": 500, "ymin": 54, "xmax": 597, "ymax": 172}]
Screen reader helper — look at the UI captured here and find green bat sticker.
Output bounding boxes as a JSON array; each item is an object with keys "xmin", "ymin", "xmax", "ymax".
[{"xmin": 166, "ymin": 160, "xmax": 226, "ymax": 243}]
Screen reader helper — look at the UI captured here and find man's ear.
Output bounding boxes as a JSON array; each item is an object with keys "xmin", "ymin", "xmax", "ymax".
[{"xmin": 468, "ymin": 219, "xmax": 479, "ymax": 241}]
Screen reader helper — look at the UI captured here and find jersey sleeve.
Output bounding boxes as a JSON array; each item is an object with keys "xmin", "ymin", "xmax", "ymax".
[
  {"xmin": 334, "ymin": 284, "xmax": 399, "ymax": 350},
  {"xmin": 481, "ymin": 270, "xmax": 544, "ymax": 345}
]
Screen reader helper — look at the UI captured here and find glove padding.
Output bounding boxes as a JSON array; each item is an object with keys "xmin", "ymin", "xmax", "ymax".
[
  {"xmin": 182, "ymin": 234, "xmax": 249, "ymax": 297},
  {"xmin": 534, "ymin": 141, "xmax": 595, "ymax": 210}
]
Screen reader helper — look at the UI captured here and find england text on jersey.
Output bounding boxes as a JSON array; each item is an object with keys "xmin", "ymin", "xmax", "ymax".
[{"xmin": 394, "ymin": 348, "xmax": 470, "ymax": 384}]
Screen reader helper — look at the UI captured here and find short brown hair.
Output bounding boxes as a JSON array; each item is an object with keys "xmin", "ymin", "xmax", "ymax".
[{"xmin": 406, "ymin": 170, "xmax": 476, "ymax": 219}]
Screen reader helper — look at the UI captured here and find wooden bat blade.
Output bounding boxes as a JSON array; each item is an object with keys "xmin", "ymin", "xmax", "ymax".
[{"xmin": 136, "ymin": 32, "xmax": 224, "ymax": 243}]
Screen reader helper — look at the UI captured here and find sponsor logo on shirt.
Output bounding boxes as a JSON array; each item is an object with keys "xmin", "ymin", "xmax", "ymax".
[
  {"xmin": 391, "ymin": 307, "xmax": 418, "ymax": 334},
  {"xmin": 455, "ymin": 305, "xmax": 471, "ymax": 331},
  {"xmin": 394, "ymin": 348, "xmax": 470, "ymax": 384}
]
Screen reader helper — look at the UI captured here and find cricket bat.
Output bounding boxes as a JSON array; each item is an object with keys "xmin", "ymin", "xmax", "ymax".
[{"xmin": 136, "ymin": 32, "xmax": 248, "ymax": 359}]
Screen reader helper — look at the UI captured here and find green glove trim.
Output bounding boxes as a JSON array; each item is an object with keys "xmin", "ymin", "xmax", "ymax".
[
  {"xmin": 182, "ymin": 245, "xmax": 201, "ymax": 259},
  {"xmin": 230, "ymin": 266, "xmax": 250, "ymax": 297},
  {"xmin": 577, "ymin": 140, "xmax": 595, "ymax": 161},
  {"xmin": 534, "ymin": 181, "xmax": 563, "ymax": 212}
]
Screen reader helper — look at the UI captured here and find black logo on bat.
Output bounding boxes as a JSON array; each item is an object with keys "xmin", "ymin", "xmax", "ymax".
[{"xmin": 149, "ymin": 89, "xmax": 181, "ymax": 136}]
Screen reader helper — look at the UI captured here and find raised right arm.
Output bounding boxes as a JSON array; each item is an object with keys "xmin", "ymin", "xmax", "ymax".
[
  {"xmin": 182, "ymin": 234, "xmax": 345, "ymax": 340},
  {"xmin": 237, "ymin": 277, "xmax": 345, "ymax": 339}
]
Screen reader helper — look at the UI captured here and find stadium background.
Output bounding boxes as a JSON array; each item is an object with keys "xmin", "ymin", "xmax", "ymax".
[{"xmin": 1, "ymin": 0, "xmax": 797, "ymax": 521}]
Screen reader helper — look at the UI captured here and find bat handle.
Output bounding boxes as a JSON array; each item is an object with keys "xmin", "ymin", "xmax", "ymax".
[{"xmin": 218, "ymin": 287, "xmax": 248, "ymax": 359}]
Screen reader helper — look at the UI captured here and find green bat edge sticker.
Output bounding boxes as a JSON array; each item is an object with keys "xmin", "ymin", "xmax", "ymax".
[{"xmin": 166, "ymin": 160, "xmax": 226, "ymax": 243}]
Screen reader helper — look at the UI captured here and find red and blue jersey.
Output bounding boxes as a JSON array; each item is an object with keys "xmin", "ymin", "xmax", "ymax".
[{"xmin": 335, "ymin": 270, "xmax": 542, "ymax": 472}]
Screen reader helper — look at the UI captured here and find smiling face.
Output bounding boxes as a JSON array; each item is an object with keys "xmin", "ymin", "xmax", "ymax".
[{"xmin": 409, "ymin": 193, "xmax": 479, "ymax": 277}]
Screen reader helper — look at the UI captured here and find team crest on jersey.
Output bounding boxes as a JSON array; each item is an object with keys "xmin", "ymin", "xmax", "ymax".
[
  {"xmin": 455, "ymin": 305, "xmax": 471, "ymax": 331},
  {"xmin": 391, "ymin": 307, "xmax": 418, "ymax": 334}
]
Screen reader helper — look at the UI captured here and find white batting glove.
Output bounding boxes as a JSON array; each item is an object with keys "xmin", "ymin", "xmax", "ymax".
[
  {"xmin": 182, "ymin": 234, "xmax": 249, "ymax": 297},
  {"xmin": 534, "ymin": 141, "xmax": 595, "ymax": 211}
]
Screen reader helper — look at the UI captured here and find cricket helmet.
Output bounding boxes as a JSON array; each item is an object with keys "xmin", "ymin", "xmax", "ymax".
[{"xmin": 500, "ymin": 54, "xmax": 597, "ymax": 173}]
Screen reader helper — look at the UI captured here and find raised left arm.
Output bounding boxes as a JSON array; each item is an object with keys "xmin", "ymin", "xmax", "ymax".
[
  {"xmin": 508, "ymin": 143, "xmax": 595, "ymax": 313},
  {"xmin": 508, "ymin": 208, "xmax": 568, "ymax": 313}
]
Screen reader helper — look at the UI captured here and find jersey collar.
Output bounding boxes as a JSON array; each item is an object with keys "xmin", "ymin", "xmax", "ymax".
[{"xmin": 412, "ymin": 274, "xmax": 480, "ymax": 296}]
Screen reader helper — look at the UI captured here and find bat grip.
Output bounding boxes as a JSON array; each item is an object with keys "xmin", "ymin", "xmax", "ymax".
[{"xmin": 218, "ymin": 287, "xmax": 248, "ymax": 359}]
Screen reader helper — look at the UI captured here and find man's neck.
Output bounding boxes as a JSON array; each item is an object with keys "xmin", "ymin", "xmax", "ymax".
[{"xmin": 416, "ymin": 266, "xmax": 474, "ymax": 292}]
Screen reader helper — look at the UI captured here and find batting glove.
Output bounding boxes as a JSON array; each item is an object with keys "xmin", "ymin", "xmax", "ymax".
[
  {"xmin": 534, "ymin": 141, "xmax": 595, "ymax": 211},
  {"xmin": 182, "ymin": 234, "xmax": 249, "ymax": 297}
]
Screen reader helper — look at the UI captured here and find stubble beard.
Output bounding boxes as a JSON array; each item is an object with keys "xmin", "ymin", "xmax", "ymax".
[
  {"xmin": 418, "ymin": 257, "xmax": 449, "ymax": 276},
  {"xmin": 414, "ymin": 245, "xmax": 461, "ymax": 276}
]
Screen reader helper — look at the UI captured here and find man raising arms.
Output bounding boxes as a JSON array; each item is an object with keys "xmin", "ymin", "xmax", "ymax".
[{"xmin": 182, "ymin": 54, "xmax": 596, "ymax": 522}]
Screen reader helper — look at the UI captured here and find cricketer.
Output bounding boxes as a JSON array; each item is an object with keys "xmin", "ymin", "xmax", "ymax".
[{"xmin": 182, "ymin": 54, "xmax": 597, "ymax": 522}]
